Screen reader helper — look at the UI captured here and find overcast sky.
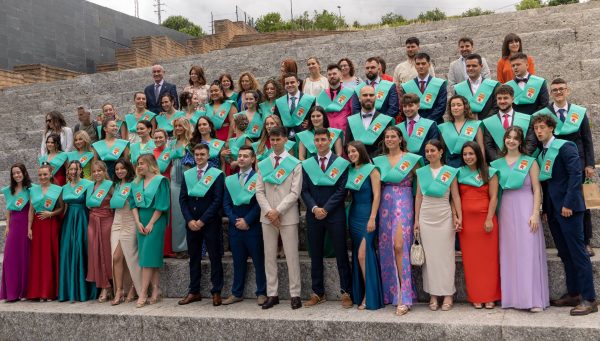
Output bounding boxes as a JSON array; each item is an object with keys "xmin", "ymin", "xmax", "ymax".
[{"xmin": 88, "ymin": 0, "xmax": 520, "ymax": 33}]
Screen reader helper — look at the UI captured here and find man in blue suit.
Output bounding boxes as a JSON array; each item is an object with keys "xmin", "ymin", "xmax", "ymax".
[
  {"xmin": 221, "ymin": 146, "xmax": 267, "ymax": 306},
  {"xmin": 352, "ymin": 57, "xmax": 399, "ymax": 118},
  {"xmin": 400, "ymin": 53, "xmax": 447, "ymax": 124},
  {"xmin": 178, "ymin": 143, "xmax": 224, "ymax": 306},
  {"xmin": 301, "ymin": 128, "xmax": 353, "ymax": 308},
  {"xmin": 532, "ymin": 114, "xmax": 597, "ymax": 316},
  {"xmin": 144, "ymin": 64, "xmax": 179, "ymax": 114},
  {"xmin": 397, "ymin": 93, "xmax": 439, "ymax": 162}
]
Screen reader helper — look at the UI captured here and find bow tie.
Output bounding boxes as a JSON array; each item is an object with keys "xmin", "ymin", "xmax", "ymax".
[
  {"xmin": 362, "ymin": 113, "xmax": 373, "ymax": 118},
  {"xmin": 516, "ymin": 77, "xmax": 528, "ymax": 83}
]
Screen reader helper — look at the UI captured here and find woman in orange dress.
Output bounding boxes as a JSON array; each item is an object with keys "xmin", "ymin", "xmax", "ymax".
[
  {"xmin": 496, "ymin": 33, "xmax": 535, "ymax": 83},
  {"xmin": 457, "ymin": 141, "xmax": 501, "ymax": 309}
]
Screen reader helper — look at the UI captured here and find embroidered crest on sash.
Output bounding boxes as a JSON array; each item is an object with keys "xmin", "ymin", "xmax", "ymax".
[
  {"xmin": 15, "ymin": 198, "xmax": 24, "ymax": 208},
  {"xmin": 425, "ymin": 93, "xmax": 433, "ymax": 103},
  {"xmin": 440, "ymin": 170, "xmax": 452, "ymax": 183},
  {"xmin": 518, "ymin": 159, "xmax": 529, "ymax": 170},
  {"xmin": 74, "ymin": 185, "xmax": 84, "ymax": 195},
  {"xmin": 526, "ymin": 87, "xmax": 536, "ymax": 99},
  {"xmin": 275, "ymin": 168, "xmax": 286, "ymax": 179},
  {"xmin": 476, "ymin": 93, "xmax": 485, "ymax": 103}
]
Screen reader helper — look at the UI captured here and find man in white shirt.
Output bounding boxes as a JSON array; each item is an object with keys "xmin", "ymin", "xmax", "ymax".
[
  {"xmin": 447, "ymin": 37, "xmax": 491, "ymax": 89},
  {"xmin": 392, "ymin": 37, "xmax": 436, "ymax": 85}
]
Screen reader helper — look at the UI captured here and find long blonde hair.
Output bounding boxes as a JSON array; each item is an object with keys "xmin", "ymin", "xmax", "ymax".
[
  {"xmin": 73, "ymin": 130, "xmax": 93, "ymax": 152},
  {"xmin": 258, "ymin": 115, "xmax": 283, "ymax": 155},
  {"xmin": 91, "ymin": 160, "xmax": 110, "ymax": 181},
  {"xmin": 173, "ymin": 117, "xmax": 193, "ymax": 144},
  {"xmin": 135, "ymin": 154, "xmax": 160, "ymax": 182}
]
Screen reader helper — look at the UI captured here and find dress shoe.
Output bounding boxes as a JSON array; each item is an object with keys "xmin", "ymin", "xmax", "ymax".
[
  {"xmin": 257, "ymin": 295, "xmax": 267, "ymax": 306},
  {"xmin": 212, "ymin": 293, "xmax": 222, "ymax": 306},
  {"xmin": 261, "ymin": 296, "xmax": 279, "ymax": 309},
  {"xmin": 587, "ymin": 245, "xmax": 595, "ymax": 257},
  {"xmin": 551, "ymin": 294, "xmax": 581, "ymax": 307},
  {"xmin": 341, "ymin": 293, "xmax": 353, "ymax": 309},
  {"xmin": 222, "ymin": 295, "xmax": 243, "ymax": 305},
  {"xmin": 303, "ymin": 293, "xmax": 326, "ymax": 307},
  {"xmin": 291, "ymin": 296, "xmax": 302, "ymax": 309},
  {"xmin": 178, "ymin": 293, "xmax": 202, "ymax": 305},
  {"xmin": 570, "ymin": 300, "xmax": 598, "ymax": 316}
]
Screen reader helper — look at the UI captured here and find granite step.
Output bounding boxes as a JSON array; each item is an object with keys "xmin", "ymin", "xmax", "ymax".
[
  {"xmin": 0, "ymin": 299, "xmax": 598, "ymax": 340},
  {"xmin": 1, "ymin": 249, "xmax": 599, "ymax": 303}
]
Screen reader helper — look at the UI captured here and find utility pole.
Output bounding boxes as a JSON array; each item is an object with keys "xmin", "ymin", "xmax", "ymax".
[
  {"xmin": 154, "ymin": 0, "xmax": 166, "ymax": 24},
  {"xmin": 337, "ymin": 5, "xmax": 341, "ymax": 18},
  {"xmin": 134, "ymin": 0, "xmax": 139, "ymax": 18}
]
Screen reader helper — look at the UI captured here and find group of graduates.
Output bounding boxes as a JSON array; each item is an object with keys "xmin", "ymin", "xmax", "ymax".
[{"xmin": 0, "ymin": 33, "xmax": 597, "ymax": 317}]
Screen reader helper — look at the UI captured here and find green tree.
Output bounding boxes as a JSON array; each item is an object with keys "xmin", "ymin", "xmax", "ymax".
[
  {"xmin": 547, "ymin": 0, "xmax": 578, "ymax": 5},
  {"xmin": 380, "ymin": 12, "xmax": 406, "ymax": 26},
  {"xmin": 291, "ymin": 11, "xmax": 313, "ymax": 30},
  {"xmin": 313, "ymin": 10, "xmax": 347, "ymax": 30},
  {"xmin": 516, "ymin": 0, "xmax": 543, "ymax": 10},
  {"xmin": 417, "ymin": 8, "xmax": 447, "ymax": 21},
  {"xmin": 461, "ymin": 7, "xmax": 495, "ymax": 17},
  {"xmin": 161, "ymin": 15, "xmax": 204, "ymax": 37},
  {"xmin": 255, "ymin": 12, "xmax": 289, "ymax": 32}
]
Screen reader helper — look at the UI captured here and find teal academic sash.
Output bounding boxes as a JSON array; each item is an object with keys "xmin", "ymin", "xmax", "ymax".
[
  {"xmin": 401, "ymin": 77, "xmax": 446, "ymax": 110},
  {"xmin": 38, "ymin": 152, "xmax": 68, "ymax": 176},
  {"xmin": 347, "ymin": 114, "xmax": 392, "ymax": 146},
  {"xmin": 345, "ymin": 164, "xmax": 376, "ymax": 191},
  {"xmin": 317, "ymin": 87, "xmax": 354, "ymax": 112},
  {"xmin": 397, "ymin": 118, "xmax": 435, "ymax": 154},
  {"xmin": 110, "ymin": 182, "xmax": 132, "ymax": 209},
  {"xmin": 275, "ymin": 94, "xmax": 316, "ymax": 128},
  {"xmin": 183, "ymin": 167, "xmax": 222, "ymax": 197},
  {"xmin": 438, "ymin": 120, "xmax": 481, "ymax": 155},
  {"xmin": 93, "ymin": 139, "xmax": 129, "ymax": 161},
  {"xmin": 296, "ymin": 128, "xmax": 342, "ymax": 156},
  {"xmin": 454, "ymin": 79, "xmax": 499, "ymax": 113},
  {"xmin": 302, "ymin": 156, "xmax": 350, "ymax": 186},
  {"xmin": 228, "ymin": 135, "xmax": 249, "ymax": 160},
  {"xmin": 66, "ymin": 150, "xmax": 94, "ymax": 168},
  {"xmin": 416, "ymin": 165, "xmax": 458, "ymax": 197},
  {"xmin": 533, "ymin": 104, "xmax": 586, "ymax": 136},
  {"xmin": 131, "ymin": 175, "xmax": 166, "ymax": 209},
  {"xmin": 205, "ymin": 100, "xmax": 235, "ymax": 129},
  {"xmin": 206, "ymin": 139, "xmax": 225, "ymax": 159},
  {"xmin": 155, "ymin": 146, "xmax": 173, "ymax": 173},
  {"xmin": 130, "ymin": 140, "xmax": 155, "ymax": 164},
  {"xmin": 355, "ymin": 80, "xmax": 394, "ymax": 111},
  {"xmin": 252, "ymin": 140, "xmax": 296, "ymax": 162},
  {"xmin": 259, "ymin": 101, "xmax": 276, "ymax": 117},
  {"xmin": 373, "ymin": 153, "xmax": 421, "ymax": 183},
  {"xmin": 1, "ymin": 186, "xmax": 30, "ymax": 211},
  {"xmin": 155, "ymin": 111, "xmax": 185, "ymax": 132},
  {"xmin": 86, "ymin": 180, "xmax": 113, "ymax": 208},
  {"xmin": 457, "ymin": 166, "xmax": 498, "ymax": 187},
  {"xmin": 30, "ymin": 184, "xmax": 62, "ymax": 212},
  {"xmin": 506, "ymin": 75, "xmax": 545, "ymax": 105},
  {"xmin": 225, "ymin": 173, "xmax": 258, "ymax": 206},
  {"xmin": 537, "ymin": 139, "xmax": 568, "ymax": 181},
  {"xmin": 237, "ymin": 111, "xmax": 263, "ymax": 139},
  {"xmin": 258, "ymin": 155, "xmax": 300, "ymax": 185},
  {"xmin": 125, "ymin": 112, "xmax": 156, "ymax": 132},
  {"xmin": 61, "ymin": 179, "xmax": 93, "ymax": 201},
  {"xmin": 482, "ymin": 112, "xmax": 531, "ymax": 149},
  {"xmin": 491, "ymin": 155, "xmax": 535, "ymax": 190}
]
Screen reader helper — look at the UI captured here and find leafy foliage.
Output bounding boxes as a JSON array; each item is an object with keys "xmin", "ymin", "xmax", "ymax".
[{"xmin": 161, "ymin": 15, "xmax": 204, "ymax": 37}]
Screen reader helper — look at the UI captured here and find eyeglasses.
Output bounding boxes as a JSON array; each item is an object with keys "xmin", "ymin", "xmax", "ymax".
[{"xmin": 550, "ymin": 87, "xmax": 567, "ymax": 93}]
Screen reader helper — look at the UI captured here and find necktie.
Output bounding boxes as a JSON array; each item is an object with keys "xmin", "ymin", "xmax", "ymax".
[
  {"xmin": 330, "ymin": 89, "xmax": 337, "ymax": 100},
  {"xmin": 320, "ymin": 157, "xmax": 327, "ymax": 172},
  {"xmin": 274, "ymin": 156, "xmax": 281, "ymax": 168},
  {"xmin": 369, "ymin": 81, "xmax": 376, "ymax": 88},
  {"xmin": 502, "ymin": 114, "xmax": 510, "ymax": 129},
  {"xmin": 542, "ymin": 148, "xmax": 548, "ymax": 159},
  {"xmin": 154, "ymin": 83, "xmax": 160, "ymax": 102},
  {"xmin": 289, "ymin": 96, "xmax": 296, "ymax": 114},
  {"xmin": 558, "ymin": 109, "xmax": 566, "ymax": 122},
  {"xmin": 239, "ymin": 171, "xmax": 246, "ymax": 186},
  {"xmin": 419, "ymin": 80, "xmax": 426, "ymax": 93},
  {"xmin": 408, "ymin": 119, "xmax": 415, "ymax": 136},
  {"xmin": 197, "ymin": 168, "xmax": 204, "ymax": 180},
  {"xmin": 362, "ymin": 112, "xmax": 373, "ymax": 119},
  {"xmin": 516, "ymin": 77, "xmax": 527, "ymax": 83}
]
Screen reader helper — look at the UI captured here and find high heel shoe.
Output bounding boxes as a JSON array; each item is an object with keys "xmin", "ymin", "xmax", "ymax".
[
  {"xmin": 111, "ymin": 290, "xmax": 125, "ymax": 306},
  {"xmin": 125, "ymin": 287, "xmax": 137, "ymax": 304},
  {"xmin": 136, "ymin": 296, "xmax": 147, "ymax": 308},
  {"xmin": 148, "ymin": 287, "xmax": 163, "ymax": 305},
  {"xmin": 98, "ymin": 288, "xmax": 113, "ymax": 303}
]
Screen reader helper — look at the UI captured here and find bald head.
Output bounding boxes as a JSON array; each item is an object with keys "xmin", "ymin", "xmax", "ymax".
[{"xmin": 359, "ymin": 86, "xmax": 375, "ymax": 111}]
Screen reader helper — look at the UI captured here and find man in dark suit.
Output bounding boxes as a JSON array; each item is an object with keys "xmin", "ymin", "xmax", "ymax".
[
  {"xmin": 351, "ymin": 57, "xmax": 399, "ymax": 118},
  {"xmin": 452, "ymin": 53, "xmax": 499, "ymax": 120},
  {"xmin": 301, "ymin": 128, "xmax": 352, "ymax": 308},
  {"xmin": 144, "ymin": 64, "xmax": 179, "ymax": 114},
  {"xmin": 539, "ymin": 79, "xmax": 595, "ymax": 256},
  {"xmin": 482, "ymin": 85, "xmax": 537, "ymax": 162},
  {"xmin": 221, "ymin": 146, "xmax": 267, "ymax": 306},
  {"xmin": 400, "ymin": 52, "xmax": 447, "ymax": 124},
  {"xmin": 178, "ymin": 143, "xmax": 224, "ymax": 306},
  {"xmin": 273, "ymin": 72, "xmax": 316, "ymax": 140},
  {"xmin": 505, "ymin": 53, "xmax": 549, "ymax": 115},
  {"xmin": 398, "ymin": 93, "xmax": 439, "ymax": 161},
  {"xmin": 346, "ymin": 86, "xmax": 393, "ymax": 158},
  {"xmin": 533, "ymin": 114, "xmax": 597, "ymax": 316}
]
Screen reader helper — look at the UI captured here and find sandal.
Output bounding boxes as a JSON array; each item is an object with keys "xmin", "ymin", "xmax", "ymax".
[
  {"xmin": 98, "ymin": 288, "xmax": 113, "ymax": 303},
  {"xmin": 357, "ymin": 303, "xmax": 366, "ymax": 311},
  {"xmin": 441, "ymin": 302, "xmax": 453, "ymax": 311},
  {"xmin": 395, "ymin": 305, "xmax": 410, "ymax": 316},
  {"xmin": 136, "ymin": 296, "xmax": 147, "ymax": 308},
  {"xmin": 111, "ymin": 290, "xmax": 125, "ymax": 306},
  {"xmin": 148, "ymin": 287, "xmax": 163, "ymax": 305},
  {"xmin": 473, "ymin": 303, "xmax": 483, "ymax": 309},
  {"xmin": 429, "ymin": 301, "xmax": 439, "ymax": 311},
  {"xmin": 485, "ymin": 302, "xmax": 495, "ymax": 309}
]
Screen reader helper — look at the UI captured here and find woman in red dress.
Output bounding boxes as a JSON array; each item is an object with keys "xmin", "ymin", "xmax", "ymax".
[
  {"xmin": 457, "ymin": 141, "xmax": 501, "ymax": 309},
  {"xmin": 205, "ymin": 80, "xmax": 238, "ymax": 142},
  {"xmin": 26, "ymin": 164, "xmax": 64, "ymax": 301}
]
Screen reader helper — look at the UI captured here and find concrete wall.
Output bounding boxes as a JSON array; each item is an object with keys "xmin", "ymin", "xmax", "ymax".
[{"xmin": 0, "ymin": 0, "xmax": 192, "ymax": 73}]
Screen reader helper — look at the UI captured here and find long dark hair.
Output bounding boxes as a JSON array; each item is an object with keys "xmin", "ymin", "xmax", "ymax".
[
  {"xmin": 113, "ymin": 158, "xmax": 136, "ymax": 183},
  {"xmin": 66, "ymin": 160, "xmax": 83, "ymax": 182},
  {"xmin": 208, "ymin": 80, "xmax": 226, "ymax": 105},
  {"xmin": 306, "ymin": 106, "xmax": 331, "ymax": 131},
  {"xmin": 262, "ymin": 78, "xmax": 284, "ymax": 101},
  {"xmin": 10, "ymin": 163, "xmax": 32, "ymax": 194},
  {"xmin": 425, "ymin": 139, "xmax": 445, "ymax": 164},
  {"xmin": 46, "ymin": 133, "xmax": 63, "ymax": 153},
  {"xmin": 100, "ymin": 118, "xmax": 116, "ymax": 140},
  {"xmin": 346, "ymin": 141, "xmax": 371, "ymax": 166},
  {"xmin": 501, "ymin": 33, "xmax": 522, "ymax": 58},
  {"xmin": 381, "ymin": 126, "xmax": 407, "ymax": 154},
  {"xmin": 190, "ymin": 116, "xmax": 217, "ymax": 146},
  {"xmin": 461, "ymin": 141, "xmax": 490, "ymax": 184},
  {"xmin": 501, "ymin": 126, "xmax": 527, "ymax": 155}
]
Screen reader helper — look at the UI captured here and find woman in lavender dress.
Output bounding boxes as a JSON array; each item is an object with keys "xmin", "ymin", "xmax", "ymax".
[
  {"xmin": 0, "ymin": 163, "xmax": 32, "ymax": 301},
  {"xmin": 491, "ymin": 127, "xmax": 549, "ymax": 312}
]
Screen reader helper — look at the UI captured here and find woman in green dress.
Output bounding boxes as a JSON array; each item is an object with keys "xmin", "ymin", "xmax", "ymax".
[
  {"xmin": 259, "ymin": 79, "xmax": 283, "ymax": 118},
  {"xmin": 297, "ymin": 106, "xmax": 343, "ymax": 160},
  {"xmin": 129, "ymin": 120, "xmax": 155, "ymax": 165},
  {"xmin": 58, "ymin": 160, "xmax": 97, "ymax": 302},
  {"xmin": 125, "ymin": 92, "xmax": 156, "ymax": 143},
  {"xmin": 93, "ymin": 118, "xmax": 130, "ymax": 178},
  {"xmin": 156, "ymin": 93, "xmax": 185, "ymax": 137},
  {"xmin": 235, "ymin": 90, "xmax": 263, "ymax": 142},
  {"xmin": 67, "ymin": 131, "xmax": 95, "ymax": 179},
  {"xmin": 39, "ymin": 133, "xmax": 68, "ymax": 186},
  {"xmin": 131, "ymin": 154, "xmax": 170, "ymax": 308}
]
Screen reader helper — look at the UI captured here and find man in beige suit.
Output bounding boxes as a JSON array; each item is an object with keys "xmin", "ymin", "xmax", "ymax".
[{"xmin": 255, "ymin": 126, "xmax": 303, "ymax": 310}]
